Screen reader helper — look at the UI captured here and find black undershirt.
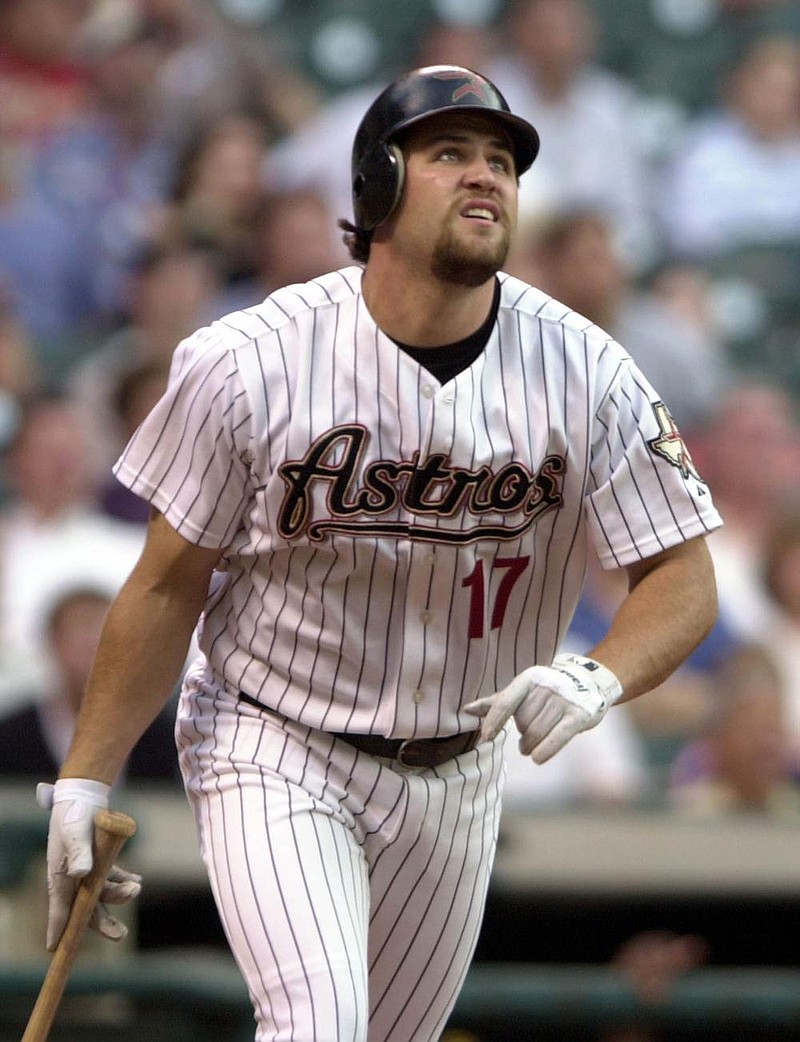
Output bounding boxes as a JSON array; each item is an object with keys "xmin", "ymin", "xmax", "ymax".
[{"xmin": 392, "ymin": 279, "xmax": 501, "ymax": 384}]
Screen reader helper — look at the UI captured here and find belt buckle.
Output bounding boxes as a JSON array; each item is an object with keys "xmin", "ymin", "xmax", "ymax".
[{"xmin": 396, "ymin": 738, "xmax": 425, "ymax": 768}]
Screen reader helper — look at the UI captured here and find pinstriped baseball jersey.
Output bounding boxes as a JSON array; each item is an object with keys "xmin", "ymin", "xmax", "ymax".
[{"xmin": 113, "ymin": 265, "xmax": 722, "ymax": 739}]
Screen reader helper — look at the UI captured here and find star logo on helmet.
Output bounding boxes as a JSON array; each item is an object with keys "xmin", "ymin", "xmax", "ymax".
[{"xmin": 433, "ymin": 69, "xmax": 494, "ymax": 106}]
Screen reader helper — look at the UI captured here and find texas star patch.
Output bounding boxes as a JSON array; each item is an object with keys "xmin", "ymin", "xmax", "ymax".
[{"xmin": 647, "ymin": 402, "xmax": 703, "ymax": 482}]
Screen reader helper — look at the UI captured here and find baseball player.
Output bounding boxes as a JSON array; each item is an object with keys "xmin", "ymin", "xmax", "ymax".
[{"xmin": 39, "ymin": 65, "xmax": 722, "ymax": 1041}]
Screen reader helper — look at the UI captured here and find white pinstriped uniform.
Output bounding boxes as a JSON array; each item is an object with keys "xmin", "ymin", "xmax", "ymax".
[{"xmin": 113, "ymin": 265, "xmax": 722, "ymax": 1041}]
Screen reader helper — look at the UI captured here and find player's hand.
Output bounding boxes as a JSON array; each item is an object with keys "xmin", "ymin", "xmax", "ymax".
[
  {"xmin": 463, "ymin": 653, "xmax": 623, "ymax": 763},
  {"xmin": 37, "ymin": 779, "xmax": 142, "ymax": 951}
]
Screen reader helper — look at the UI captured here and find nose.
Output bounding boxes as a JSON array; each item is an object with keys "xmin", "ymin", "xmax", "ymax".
[{"xmin": 463, "ymin": 155, "xmax": 498, "ymax": 190}]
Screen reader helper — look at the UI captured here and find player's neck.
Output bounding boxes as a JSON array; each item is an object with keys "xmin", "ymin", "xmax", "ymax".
[{"xmin": 361, "ymin": 265, "xmax": 497, "ymax": 348}]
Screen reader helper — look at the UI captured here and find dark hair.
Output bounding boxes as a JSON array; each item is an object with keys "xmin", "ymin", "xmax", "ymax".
[
  {"xmin": 112, "ymin": 361, "xmax": 170, "ymax": 423},
  {"xmin": 338, "ymin": 218, "xmax": 372, "ymax": 264}
]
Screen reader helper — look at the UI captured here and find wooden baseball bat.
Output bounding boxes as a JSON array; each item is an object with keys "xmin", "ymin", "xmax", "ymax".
[{"xmin": 20, "ymin": 809, "xmax": 138, "ymax": 1042}]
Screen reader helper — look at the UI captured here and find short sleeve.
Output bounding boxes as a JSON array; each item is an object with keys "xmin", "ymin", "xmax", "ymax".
[
  {"xmin": 586, "ymin": 357, "xmax": 722, "ymax": 568},
  {"xmin": 112, "ymin": 330, "xmax": 253, "ymax": 548}
]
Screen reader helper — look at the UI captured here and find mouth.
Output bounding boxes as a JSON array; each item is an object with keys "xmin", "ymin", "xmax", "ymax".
[{"xmin": 461, "ymin": 200, "xmax": 500, "ymax": 223}]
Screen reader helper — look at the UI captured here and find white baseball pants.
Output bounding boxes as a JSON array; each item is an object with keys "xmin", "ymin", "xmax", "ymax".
[{"xmin": 176, "ymin": 687, "xmax": 505, "ymax": 1042}]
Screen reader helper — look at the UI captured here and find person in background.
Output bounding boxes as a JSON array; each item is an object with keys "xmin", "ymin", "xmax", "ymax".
[
  {"xmin": 155, "ymin": 112, "xmax": 272, "ymax": 291},
  {"xmin": 0, "ymin": 0, "xmax": 93, "ymax": 200},
  {"xmin": 216, "ymin": 187, "xmax": 345, "ymax": 314},
  {"xmin": 0, "ymin": 585, "xmax": 180, "ymax": 786},
  {"xmin": 67, "ymin": 241, "xmax": 225, "ymax": 472},
  {"xmin": 669, "ymin": 642, "xmax": 800, "ymax": 816},
  {"xmin": 486, "ymin": 0, "xmax": 656, "ymax": 269},
  {"xmin": 660, "ymin": 33, "xmax": 800, "ymax": 260},
  {"xmin": 690, "ymin": 380, "xmax": 800, "ymax": 641},
  {"xmin": 752, "ymin": 509, "xmax": 800, "ymax": 763},
  {"xmin": 0, "ymin": 393, "xmax": 143, "ymax": 716},
  {"xmin": 509, "ymin": 209, "xmax": 731, "ymax": 434},
  {"xmin": 98, "ymin": 361, "xmax": 170, "ymax": 525}
]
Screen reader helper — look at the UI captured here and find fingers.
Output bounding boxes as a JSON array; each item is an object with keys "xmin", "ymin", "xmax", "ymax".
[
  {"xmin": 58, "ymin": 800, "xmax": 96, "ymax": 878},
  {"xmin": 46, "ymin": 867, "xmax": 140, "ymax": 950},
  {"xmin": 463, "ymin": 673, "xmax": 533, "ymax": 741},
  {"xmin": 101, "ymin": 865, "xmax": 143, "ymax": 905},
  {"xmin": 46, "ymin": 872, "xmax": 78, "ymax": 951},
  {"xmin": 516, "ymin": 697, "xmax": 565, "ymax": 757},
  {"xmin": 525, "ymin": 709, "xmax": 587, "ymax": 763},
  {"xmin": 89, "ymin": 904, "xmax": 129, "ymax": 942}
]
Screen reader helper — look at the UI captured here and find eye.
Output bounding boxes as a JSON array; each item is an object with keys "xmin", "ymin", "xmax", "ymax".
[
  {"xmin": 435, "ymin": 146, "xmax": 462, "ymax": 162},
  {"xmin": 489, "ymin": 154, "xmax": 513, "ymax": 174}
]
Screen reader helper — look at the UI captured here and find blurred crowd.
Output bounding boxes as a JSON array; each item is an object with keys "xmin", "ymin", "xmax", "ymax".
[{"xmin": 0, "ymin": 0, "xmax": 798, "ymax": 818}]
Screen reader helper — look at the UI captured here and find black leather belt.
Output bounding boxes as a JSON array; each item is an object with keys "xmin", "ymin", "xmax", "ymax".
[
  {"xmin": 237, "ymin": 691, "xmax": 480, "ymax": 768},
  {"xmin": 332, "ymin": 730, "xmax": 481, "ymax": 768}
]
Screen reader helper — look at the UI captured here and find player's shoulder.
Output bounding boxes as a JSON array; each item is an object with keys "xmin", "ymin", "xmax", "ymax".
[
  {"xmin": 197, "ymin": 266, "xmax": 363, "ymax": 349},
  {"xmin": 244, "ymin": 266, "xmax": 363, "ymax": 333},
  {"xmin": 498, "ymin": 272, "xmax": 618, "ymax": 346},
  {"xmin": 173, "ymin": 267, "xmax": 363, "ymax": 370},
  {"xmin": 168, "ymin": 267, "xmax": 363, "ymax": 385}
]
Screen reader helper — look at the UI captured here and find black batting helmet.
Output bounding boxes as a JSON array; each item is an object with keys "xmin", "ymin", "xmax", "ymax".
[{"xmin": 351, "ymin": 65, "xmax": 540, "ymax": 232}]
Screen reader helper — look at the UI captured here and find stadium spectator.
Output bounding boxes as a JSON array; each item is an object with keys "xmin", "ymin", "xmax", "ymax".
[
  {"xmin": 511, "ymin": 209, "xmax": 731, "ymax": 433},
  {"xmin": 217, "ymin": 187, "xmax": 344, "ymax": 314},
  {"xmin": 486, "ymin": 0, "xmax": 656, "ymax": 269},
  {"xmin": 67, "ymin": 241, "xmax": 225, "ymax": 471},
  {"xmin": 755, "ymin": 509, "xmax": 800, "ymax": 762},
  {"xmin": 0, "ymin": 6, "xmax": 172, "ymax": 359},
  {"xmin": 0, "ymin": 394, "xmax": 142, "ymax": 716},
  {"xmin": 660, "ymin": 33, "xmax": 800, "ymax": 260},
  {"xmin": 690, "ymin": 380, "xmax": 800, "ymax": 641},
  {"xmin": 155, "ymin": 112, "xmax": 272, "ymax": 289},
  {"xmin": 97, "ymin": 361, "xmax": 170, "ymax": 525},
  {"xmin": 669, "ymin": 642, "xmax": 800, "ymax": 816},
  {"xmin": 127, "ymin": 0, "xmax": 319, "ymax": 156},
  {"xmin": 0, "ymin": 0, "xmax": 93, "ymax": 201},
  {"xmin": 0, "ymin": 585, "xmax": 180, "ymax": 786}
]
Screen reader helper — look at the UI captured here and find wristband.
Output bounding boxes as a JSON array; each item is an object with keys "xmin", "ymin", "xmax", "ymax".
[
  {"xmin": 51, "ymin": 778, "xmax": 111, "ymax": 807},
  {"xmin": 552, "ymin": 653, "xmax": 623, "ymax": 710}
]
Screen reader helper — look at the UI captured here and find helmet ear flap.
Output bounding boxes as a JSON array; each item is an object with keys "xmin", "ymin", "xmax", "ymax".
[{"xmin": 353, "ymin": 142, "xmax": 405, "ymax": 231}]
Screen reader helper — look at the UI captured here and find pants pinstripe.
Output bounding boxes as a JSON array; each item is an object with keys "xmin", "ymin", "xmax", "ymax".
[{"xmin": 177, "ymin": 687, "xmax": 506, "ymax": 1041}]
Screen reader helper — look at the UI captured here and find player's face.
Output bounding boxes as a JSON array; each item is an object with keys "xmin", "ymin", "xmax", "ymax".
[{"xmin": 390, "ymin": 114, "xmax": 519, "ymax": 286}]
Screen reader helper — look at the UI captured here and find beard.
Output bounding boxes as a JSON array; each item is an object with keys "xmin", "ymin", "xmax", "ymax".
[{"xmin": 430, "ymin": 220, "xmax": 512, "ymax": 287}]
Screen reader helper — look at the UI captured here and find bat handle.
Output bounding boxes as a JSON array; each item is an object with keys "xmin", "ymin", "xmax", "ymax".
[{"xmin": 20, "ymin": 809, "xmax": 138, "ymax": 1042}]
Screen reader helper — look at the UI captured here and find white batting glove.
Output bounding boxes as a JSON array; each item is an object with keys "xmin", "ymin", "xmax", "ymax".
[
  {"xmin": 37, "ymin": 779, "xmax": 142, "ymax": 951},
  {"xmin": 463, "ymin": 653, "xmax": 623, "ymax": 764}
]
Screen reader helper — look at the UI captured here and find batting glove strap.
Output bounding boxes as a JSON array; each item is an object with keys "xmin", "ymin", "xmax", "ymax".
[
  {"xmin": 550, "ymin": 653, "xmax": 623, "ymax": 716},
  {"xmin": 36, "ymin": 778, "xmax": 111, "ymax": 811},
  {"xmin": 52, "ymin": 778, "xmax": 111, "ymax": 808}
]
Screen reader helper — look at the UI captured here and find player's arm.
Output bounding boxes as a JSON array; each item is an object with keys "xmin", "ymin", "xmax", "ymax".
[
  {"xmin": 60, "ymin": 508, "xmax": 224, "ymax": 784},
  {"xmin": 40, "ymin": 509, "xmax": 223, "ymax": 949},
  {"xmin": 465, "ymin": 534, "xmax": 718, "ymax": 762},
  {"xmin": 587, "ymin": 533, "xmax": 718, "ymax": 703}
]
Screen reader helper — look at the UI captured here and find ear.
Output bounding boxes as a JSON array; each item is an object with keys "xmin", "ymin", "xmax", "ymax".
[{"xmin": 353, "ymin": 142, "xmax": 405, "ymax": 231}]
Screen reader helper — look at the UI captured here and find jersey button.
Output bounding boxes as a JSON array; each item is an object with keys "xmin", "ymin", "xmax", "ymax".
[
  {"xmin": 421, "ymin": 384, "xmax": 434, "ymax": 399},
  {"xmin": 419, "ymin": 610, "xmax": 432, "ymax": 624},
  {"xmin": 412, "ymin": 690, "xmax": 424, "ymax": 703}
]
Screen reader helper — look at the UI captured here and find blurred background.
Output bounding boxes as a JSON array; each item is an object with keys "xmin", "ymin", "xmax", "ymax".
[{"xmin": 0, "ymin": 1, "xmax": 799, "ymax": 1039}]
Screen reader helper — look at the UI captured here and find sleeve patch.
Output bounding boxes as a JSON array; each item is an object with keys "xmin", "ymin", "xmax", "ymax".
[{"xmin": 647, "ymin": 401, "xmax": 704, "ymax": 483}]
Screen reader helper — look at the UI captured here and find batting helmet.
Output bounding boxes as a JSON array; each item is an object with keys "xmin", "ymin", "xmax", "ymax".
[{"xmin": 351, "ymin": 65, "xmax": 540, "ymax": 232}]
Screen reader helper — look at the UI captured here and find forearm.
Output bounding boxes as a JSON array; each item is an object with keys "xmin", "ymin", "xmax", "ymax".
[
  {"xmin": 60, "ymin": 566, "xmax": 207, "ymax": 785},
  {"xmin": 587, "ymin": 536, "xmax": 718, "ymax": 704}
]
